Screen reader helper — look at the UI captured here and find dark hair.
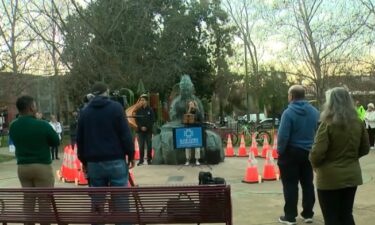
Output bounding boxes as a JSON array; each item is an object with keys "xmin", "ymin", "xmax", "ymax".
[
  {"xmin": 91, "ymin": 82, "xmax": 108, "ymax": 95},
  {"xmin": 289, "ymin": 85, "xmax": 305, "ymax": 100},
  {"xmin": 16, "ymin": 95, "xmax": 34, "ymax": 113}
]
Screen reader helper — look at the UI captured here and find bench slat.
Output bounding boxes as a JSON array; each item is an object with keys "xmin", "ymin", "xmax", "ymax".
[{"xmin": 0, "ymin": 185, "xmax": 232, "ymax": 225}]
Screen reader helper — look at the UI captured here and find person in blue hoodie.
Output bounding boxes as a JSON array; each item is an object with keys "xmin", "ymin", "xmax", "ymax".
[
  {"xmin": 77, "ymin": 82, "xmax": 134, "ymax": 225},
  {"xmin": 277, "ymin": 85, "xmax": 319, "ymax": 225}
]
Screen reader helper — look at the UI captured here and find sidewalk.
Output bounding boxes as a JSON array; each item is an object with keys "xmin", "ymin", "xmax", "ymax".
[{"xmin": 0, "ymin": 146, "xmax": 374, "ymax": 225}]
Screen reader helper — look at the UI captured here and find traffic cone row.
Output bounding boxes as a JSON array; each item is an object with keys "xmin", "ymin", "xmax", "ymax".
[
  {"xmin": 242, "ymin": 131, "xmax": 280, "ymax": 184},
  {"xmin": 242, "ymin": 150, "xmax": 279, "ymax": 183},
  {"xmin": 56, "ymin": 144, "xmax": 88, "ymax": 185},
  {"xmin": 56, "ymin": 145, "xmax": 75, "ymax": 183}
]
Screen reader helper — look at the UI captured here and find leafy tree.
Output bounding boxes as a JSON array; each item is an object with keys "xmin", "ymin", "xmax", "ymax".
[{"xmin": 61, "ymin": 0, "xmax": 234, "ymax": 106}]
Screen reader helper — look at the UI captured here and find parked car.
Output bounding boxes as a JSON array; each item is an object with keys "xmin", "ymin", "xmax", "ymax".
[
  {"xmin": 258, "ymin": 118, "xmax": 279, "ymax": 129},
  {"xmin": 238, "ymin": 113, "xmax": 266, "ymax": 123}
]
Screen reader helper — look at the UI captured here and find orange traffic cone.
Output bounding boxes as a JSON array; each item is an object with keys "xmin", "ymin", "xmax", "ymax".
[
  {"xmin": 262, "ymin": 150, "xmax": 278, "ymax": 181},
  {"xmin": 134, "ymin": 137, "xmax": 140, "ymax": 160},
  {"xmin": 237, "ymin": 134, "xmax": 248, "ymax": 157},
  {"xmin": 225, "ymin": 134, "xmax": 235, "ymax": 157},
  {"xmin": 271, "ymin": 132, "xmax": 279, "ymax": 159},
  {"xmin": 128, "ymin": 169, "xmax": 136, "ymax": 187},
  {"xmin": 249, "ymin": 133, "xmax": 259, "ymax": 157},
  {"xmin": 60, "ymin": 145, "xmax": 76, "ymax": 182},
  {"xmin": 261, "ymin": 134, "xmax": 270, "ymax": 158},
  {"xmin": 242, "ymin": 152, "xmax": 261, "ymax": 183}
]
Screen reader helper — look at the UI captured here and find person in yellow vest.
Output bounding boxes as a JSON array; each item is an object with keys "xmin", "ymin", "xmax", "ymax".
[{"xmin": 355, "ymin": 100, "xmax": 366, "ymax": 121}]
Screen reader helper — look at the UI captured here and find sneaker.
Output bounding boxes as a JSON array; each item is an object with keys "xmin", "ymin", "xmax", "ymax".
[
  {"xmin": 301, "ymin": 216, "xmax": 313, "ymax": 223},
  {"xmin": 137, "ymin": 162, "xmax": 144, "ymax": 166},
  {"xmin": 185, "ymin": 161, "xmax": 190, "ymax": 166},
  {"xmin": 195, "ymin": 161, "xmax": 200, "ymax": 166},
  {"xmin": 278, "ymin": 216, "xmax": 296, "ymax": 225}
]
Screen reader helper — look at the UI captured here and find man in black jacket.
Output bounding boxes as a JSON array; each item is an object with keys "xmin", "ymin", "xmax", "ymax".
[{"xmin": 135, "ymin": 94, "xmax": 155, "ymax": 166}]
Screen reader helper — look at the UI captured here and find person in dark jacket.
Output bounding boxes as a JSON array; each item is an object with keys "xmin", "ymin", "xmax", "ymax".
[
  {"xmin": 77, "ymin": 82, "xmax": 135, "ymax": 182},
  {"xmin": 135, "ymin": 94, "xmax": 155, "ymax": 166},
  {"xmin": 277, "ymin": 85, "xmax": 320, "ymax": 225},
  {"xmin": 77, "ymin": 82, "xmax": 134, "ymax": 225}
]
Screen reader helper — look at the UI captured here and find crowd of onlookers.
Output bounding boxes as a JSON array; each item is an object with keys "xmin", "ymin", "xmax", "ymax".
[{"xmin": 2, "ymin": 82, "xmax": 374, "ymax": 225}]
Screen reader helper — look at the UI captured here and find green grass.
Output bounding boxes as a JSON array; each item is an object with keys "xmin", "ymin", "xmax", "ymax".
[{"xmin": 0, "ymin": 154, "xmax": 15, "ymax": 163}]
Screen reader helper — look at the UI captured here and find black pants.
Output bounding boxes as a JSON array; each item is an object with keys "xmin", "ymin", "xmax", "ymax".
[
  {"xmin": 70, "ymin": 136, "xmax": 77, "ymax": 150},
  {"xmin": 138, "ymin": 132, "xmax": 152, "ymax": 163},
  {"xmin": 278, "ymin": 147, "xmax": 315, "ymax": 221},
  {"xmin": 318, "ymin": 187, "xmax": 357, "ymax": 225},
  {"xmin": 50, "ymin": 146, "xmax": 59, "ymax": 160},
  {"xmin": 367, "ymin": 128, "xmax": 375, "ymax": 147}
]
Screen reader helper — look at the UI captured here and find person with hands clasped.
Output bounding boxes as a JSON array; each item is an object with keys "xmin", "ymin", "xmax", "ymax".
[
  {"xmin": 365, "ymin": 103, "xmax": 375, "ymax": 150},
  {"xmin": 135, "ymin": 94, "xmax": 155, "ymax": 166},
  {"xmin": 184, "ymin": 100, "xmax": 203, "ymax": 166}
]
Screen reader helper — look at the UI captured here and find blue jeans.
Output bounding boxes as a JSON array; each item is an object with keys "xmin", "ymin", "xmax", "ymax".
[{"xmin": 87, "ymin": 159, "xmax": 131, "ymax": 225}]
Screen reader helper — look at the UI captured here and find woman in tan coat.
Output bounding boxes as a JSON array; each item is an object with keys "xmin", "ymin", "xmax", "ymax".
[{"xmin": 310, "ymin": 87, "xmax": 369, "ymax": 225}]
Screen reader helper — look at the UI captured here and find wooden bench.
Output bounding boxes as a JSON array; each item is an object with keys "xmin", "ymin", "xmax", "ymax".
[{"xmin": 0, "ymin": 185, "xmax": 232, "ymax": 225}]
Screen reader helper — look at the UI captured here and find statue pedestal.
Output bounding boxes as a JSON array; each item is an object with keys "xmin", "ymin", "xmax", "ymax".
[{"xmin": 152, "ymin": 122, "xmax": 224, "ymax": 165}]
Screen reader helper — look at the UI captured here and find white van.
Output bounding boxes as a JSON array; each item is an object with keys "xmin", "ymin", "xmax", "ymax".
[{"xmin": 240, "ymin": 113, "xmax": 266, "ymax": 123}]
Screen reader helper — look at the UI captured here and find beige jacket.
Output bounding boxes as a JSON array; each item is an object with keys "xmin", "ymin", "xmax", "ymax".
[{"xmin": 310, "ymin": 119, "xmax": 369, "ymax": 190}]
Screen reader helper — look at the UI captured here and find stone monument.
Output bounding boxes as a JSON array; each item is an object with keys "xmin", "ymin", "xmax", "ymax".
[{"xmin": 152, "ymin": 75, "xmax": 224, "ymax": 165}]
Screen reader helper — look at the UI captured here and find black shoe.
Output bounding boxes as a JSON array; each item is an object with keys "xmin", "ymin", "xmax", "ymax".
[
  {"xmin": 147, "ymin": 160, "xmax": 152, "ymax": 165},
  {"xmin": 56, "ymin": 157, "xmax": 60, "ymax": 160},
  {"xmin": 137, "ymin": 162, "xmax": 144, "ymax": 166},
  {"xmin": 278, "ymin": 216, "xmax": 296, "ymax": 225}
]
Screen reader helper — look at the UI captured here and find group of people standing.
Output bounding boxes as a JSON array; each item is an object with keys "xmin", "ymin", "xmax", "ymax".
[
  {"xmin": 7, "ymin": 80, "xmax": 372, "ymax": 225},
  {"xmin": 277, "ymin": 85, "xmax": 370, "ymax": 225}
]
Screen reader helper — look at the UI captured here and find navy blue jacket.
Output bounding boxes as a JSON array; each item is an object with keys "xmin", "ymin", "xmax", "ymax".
[{"xmin": 77, "ymin": 96, "xmax": 134, "ymax": 164}]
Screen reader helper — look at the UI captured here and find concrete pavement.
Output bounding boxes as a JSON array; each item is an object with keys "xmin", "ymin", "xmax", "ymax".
[{"xmin": 0, "ymin": 146, "xmax": 374, "ymax": 225}]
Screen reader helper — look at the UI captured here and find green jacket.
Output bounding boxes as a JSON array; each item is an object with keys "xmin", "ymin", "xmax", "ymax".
[
  {"xmin": 9, "ymin": 115, "xmax": 60, "ymax": 165},
  {"xmin": 310, "ymin": 120, "xmax": 369, "ymax": 190},
  {"xmin": 357, "ymin": 105, "xmax": 366, "ymax": 121}
]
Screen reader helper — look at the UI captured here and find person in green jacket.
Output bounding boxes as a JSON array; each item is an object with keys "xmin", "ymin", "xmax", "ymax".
[
  {"xmin": 355, "ymin": 100, "xmax": 366, "ymax": 121},
  {"xmin": 9, "ymin": 95, "xmax": 60, "ymax": 225},
  {"xmin": 310, "ymin": 87, "xmax": 370, "ymax": 225}
]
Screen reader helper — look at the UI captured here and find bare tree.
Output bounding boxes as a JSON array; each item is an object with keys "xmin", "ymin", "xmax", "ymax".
[
  {"xmin": 0, "ymin": 0, "xmax": 38, "ymax": 74},
  {"xmin": 274, "ymin": 0, "xmax": 368, "ymax": 103},
  {"xmin": 224, "ymin": 0, "xmax": 270, "ymax": 118}
]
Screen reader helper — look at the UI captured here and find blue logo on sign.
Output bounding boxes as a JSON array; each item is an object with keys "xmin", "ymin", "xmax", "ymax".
[{"xmin": 174, "ymin": 127, "xmax": 203, "ymax": 149}]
